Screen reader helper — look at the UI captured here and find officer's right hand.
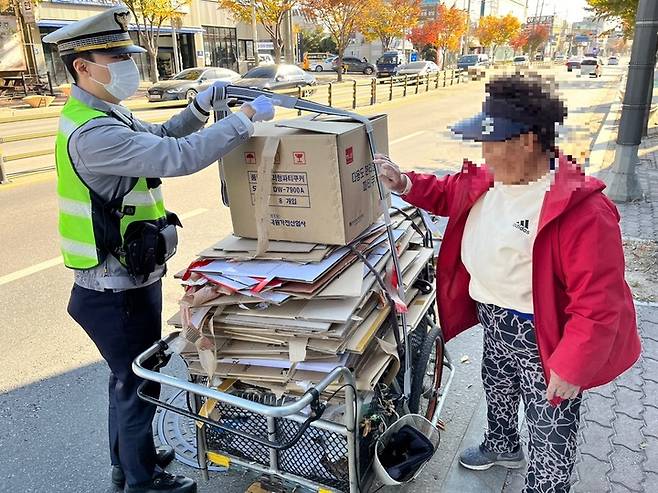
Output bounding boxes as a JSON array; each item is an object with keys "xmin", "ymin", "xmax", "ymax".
[
  {"xmin": 374, "ymin": 153, "xmax": 409, "ymax": 194},
  {"xmin": 240, "ymin": 95, "xmax": 275, "ymax": 122},
  {"xmin": 196, "ymin": 80, "xmax": 229, "ymax": 113}
]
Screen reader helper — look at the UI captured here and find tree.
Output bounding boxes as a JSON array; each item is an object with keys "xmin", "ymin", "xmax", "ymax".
[
  {"xmin": 409, "ymin": 4, "xmax": 466, "ymax": 69},
  {"xmin": 475, "ymin": 14, "xmax": 521, "ymax": 60},
  {"xmin": 360, "ymin": 0, "xmax": 421, "ymax": 52},
  {"xmin": 510, "ymin": 30, "xmax": 529, "ymax": 54},
  {"xmin": 299, "ymin": 27, "xmax": 326, "ymax": 55},
  {"xmin": 299, "ymin": 0, "xmax": 374, "ymax": 82},
  {"xmin": 586, "ymin": 0, "xmax": 636, "ymax": 37},
  {"xmin": 123, "ymin": 0, "xmax": 191, "ymax": 83},
  {"xmin": 218, "ymin": 0, "xmax": 296, "ymax": 62},
  {"xmin": 526, "ymin": 24, "xmax": 549, "ymax": 57}
]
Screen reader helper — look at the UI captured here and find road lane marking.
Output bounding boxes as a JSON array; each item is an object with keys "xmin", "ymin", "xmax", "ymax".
[
  {"xmin": 391, "ymin": 131, "xmax": 426, "ymax": 145},
  {"xmin": 179, "ymin": 208, "xmax": 208, "ymax": 220},
  {"xmin": 0, "ymin": 208, "xmax": 209, "ymax": 286},
  {"xmin": 0, "ymin": 256, "xmax": 63, "ymax": 287}
]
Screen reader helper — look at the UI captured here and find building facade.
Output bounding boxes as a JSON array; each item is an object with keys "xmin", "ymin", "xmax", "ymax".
[{"xmin": 19, "ymin": 0, "xmax": 277, "ymax": 85}]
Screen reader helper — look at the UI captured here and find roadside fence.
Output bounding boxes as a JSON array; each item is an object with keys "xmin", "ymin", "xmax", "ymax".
[{"xmin": 0, "ymin": 69, "xmax": 466, "ymax": 183}]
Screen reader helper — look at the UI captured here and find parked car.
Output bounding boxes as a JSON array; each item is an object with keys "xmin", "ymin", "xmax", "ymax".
[
  {"xmin": 566, "ymin": 56, "xmax": 582, "ymax": 72},
  {"xmin": 513, "ymin": 55, "xmax": 529, "ymax": 66},
  {"xmin": 376, "ymin": 51, "xmax": 405, "ymax": 78},
  {"xmin": 457, "ymin": 53, "xmax": 490, "ymax": 70},
  {"xmin": 146, "ymin": 67, "xmax": 241, "ymax": 102},
  {"xmin": 534, "ymin": 52, "xmax": 544, "ymax": 61},
  {"xmin": 553, "ymin": 53, "xmax": 566, "ymax": 62},
  {"xmin": 608, "ymin": 55, "xmax": 619, "ymax": 65},
  {"xmin": 333, "ymin": 56, "xmax": 377, "ymax": 75},
  {"xmin": 312, "ymin": 55, "xmax": 338, "ymax": 72},
  {"xmin": 580, "ymin": 57, "xmax": 603, "ymax": 77},
  {"xmin": 395, "ymin": 60, "xmax": 440, "ymax": 78},
  {"xmin": 232, "ymin": 64, "xmax": 317, "ymax": 95}
]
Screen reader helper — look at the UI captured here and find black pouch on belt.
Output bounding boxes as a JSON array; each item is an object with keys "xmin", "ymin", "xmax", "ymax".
[{"xmin": 123, "ymin": 221, "xmax": 160, "ymax": 283}]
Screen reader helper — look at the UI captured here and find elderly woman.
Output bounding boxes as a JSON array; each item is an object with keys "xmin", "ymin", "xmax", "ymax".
[{"xmin": 375, "ymin": 73, "xmax": 641, "ymax": 492}]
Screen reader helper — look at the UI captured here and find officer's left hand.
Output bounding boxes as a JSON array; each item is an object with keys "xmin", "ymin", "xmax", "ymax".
[
  {"xmin": 546, "ymin": 369, "xmax": 581, "ymax": 401},
  {"xmin": 196, "ymin": 80, "xmax": 230, "ymax": 112}
]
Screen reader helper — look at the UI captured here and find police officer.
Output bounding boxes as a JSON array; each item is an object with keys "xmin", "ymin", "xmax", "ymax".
[{"xmin": 43, "ymin": 6, "xmax": 275, "ymax": 493}]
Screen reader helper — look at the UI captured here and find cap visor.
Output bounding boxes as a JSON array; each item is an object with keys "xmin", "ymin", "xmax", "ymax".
[
  {"xmin": 450, "ymin": 112, "xmax": 488, "ymax": 141},
  {"xmin": 100, "ymin": 45, "xmax": 147, "ymax": 55},
  {"xmin": 450, "ymin": 112, "xmax": 529, "ymax": 142}
]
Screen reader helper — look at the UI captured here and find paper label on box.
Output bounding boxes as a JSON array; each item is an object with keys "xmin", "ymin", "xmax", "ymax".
[{"xmin": 248, "ymin": 171, "xmax": 311, "ymax": 208}]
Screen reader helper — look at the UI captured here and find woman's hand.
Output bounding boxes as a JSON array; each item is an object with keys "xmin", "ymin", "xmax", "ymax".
[
  {"xmin": 546, "ymin": 369, "xmax": 581, "ymax": 401},
  {"xmin": 374, "ymin": 153, "xmax": 410, "ymax": 194}
]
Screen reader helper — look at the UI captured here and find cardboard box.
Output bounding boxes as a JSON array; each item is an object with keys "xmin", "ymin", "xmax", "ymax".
[{"xmin": 222, "ymin": 115, "xmax": 390, "ymax": 246}]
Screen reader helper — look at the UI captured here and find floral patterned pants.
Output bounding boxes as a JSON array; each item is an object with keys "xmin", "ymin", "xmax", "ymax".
[{"xmin": 477, "ymin": 303, "xmax": 582, "ymax": 493}]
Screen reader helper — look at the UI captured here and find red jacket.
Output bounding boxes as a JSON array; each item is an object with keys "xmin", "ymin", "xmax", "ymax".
[{"xmin": 403, "ymin": 157, "xmax": 641, "ymax": 392}]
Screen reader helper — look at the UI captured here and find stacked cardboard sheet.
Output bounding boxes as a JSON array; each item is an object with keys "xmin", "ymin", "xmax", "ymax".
[{"xmin": 169, "ymin": 199, "xmax": 438, "ymax": 398}]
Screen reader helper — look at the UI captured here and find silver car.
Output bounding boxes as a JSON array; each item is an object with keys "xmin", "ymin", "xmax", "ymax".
[
  {"xmin": 396, "ymin": 61, "xmax": 440, "ymax": 77},
  {"xmin": 147, "ymin": 67, "xmax": 241, "ymax": 103}
]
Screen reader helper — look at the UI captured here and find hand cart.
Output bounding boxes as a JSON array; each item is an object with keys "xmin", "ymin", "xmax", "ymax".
[{"xmin": 132, "ymin": 88, "xmax": 455, "ymax": 492}]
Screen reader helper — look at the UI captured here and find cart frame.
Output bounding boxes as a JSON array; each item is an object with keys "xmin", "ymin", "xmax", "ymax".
[{"xmin": 133, "ymin": 88, "xmax": 455, "ymax": 491}]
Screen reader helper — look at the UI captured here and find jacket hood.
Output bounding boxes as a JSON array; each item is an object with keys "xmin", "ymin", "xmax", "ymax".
[{"xmin": 539, "ymin": 154, "xmax": 611, "ymax": 230}]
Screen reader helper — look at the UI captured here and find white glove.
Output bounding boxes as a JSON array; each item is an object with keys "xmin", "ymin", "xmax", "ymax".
[
  {"xmin": 195, "ymin": 80, "xmax": 229, "ymax": 113},
  {"xmin": 373, "ymin": 153, "xmax": 410, "ymax": 194},
  {"xmin": 241, "ymin": 95, "xmax": 276, "ymax": 122}
]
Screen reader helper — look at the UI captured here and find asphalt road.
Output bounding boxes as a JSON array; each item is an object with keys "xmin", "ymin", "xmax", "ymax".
[{"xmin": 0, "ymin": 64, "xmax": 624, "ymax": 493}]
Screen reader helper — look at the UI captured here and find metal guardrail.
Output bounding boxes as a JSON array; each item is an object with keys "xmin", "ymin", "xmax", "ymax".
[{"xmin": 0, "ymin": 69, "xmax": 466, "ymax": 183}]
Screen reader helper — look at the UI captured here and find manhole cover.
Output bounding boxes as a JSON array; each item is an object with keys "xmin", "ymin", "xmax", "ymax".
[{"xmin": 154, "ymin": 390, "xmax": 225, "ymax": 472}]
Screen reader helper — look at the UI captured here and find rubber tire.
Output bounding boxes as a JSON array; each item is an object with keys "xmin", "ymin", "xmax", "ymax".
[
  {"xmin": 186, "ymin": 89, "xmax": 197, "ymax": 103},
  {"xmin": 364, "ymin": 67, "xmax": 374, "ymax": 75},
  {"xmin": 409, "ymin": 325, "xmax": 442, "ymax": 415},
  {"xmin": 315, "ymin": 65, "xmax": 323, "ymax": 72}
]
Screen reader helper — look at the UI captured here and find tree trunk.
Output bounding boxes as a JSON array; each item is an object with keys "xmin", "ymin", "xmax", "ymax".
[
  {"xmin": 273, "ymin": 37, "xmax": 282, "ymax": 62},
  {"xmin": 336, "ymin": 50, "xmax": 344, "ymax": 82},
  {"xmin": 441, "ymin": 48, "xmax": 446, "ymax": 70}
]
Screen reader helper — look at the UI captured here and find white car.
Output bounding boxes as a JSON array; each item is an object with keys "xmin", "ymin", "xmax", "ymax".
[
  {"xmin": 513, "ymin": 55, "xmax": 529, "ymax": 66},
  {"xmin": 395, "ymin": 61, "xmax": 440, "ymax": 77},
  {"xmin": 580, "ymin": 57, "xmax": 603, "ymax": 77},
  {"xmin": 553, "ymin": 54, "xmax": 566, "ymax": 62},
  {"xmin": 608, "ymin": 56, "xmax": 619, "ymax": 65},
  {"xmin": 312, "ymin": 55, "xmax": 338, "ymax": 72}
]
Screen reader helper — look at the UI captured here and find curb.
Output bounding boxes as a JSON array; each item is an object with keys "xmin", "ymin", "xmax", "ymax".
[{"xmin": 586, "ymin": 74, "xmax": 626, "ymax": 176}]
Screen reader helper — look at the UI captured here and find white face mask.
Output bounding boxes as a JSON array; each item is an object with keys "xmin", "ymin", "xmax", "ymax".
[{"xmin": 87, "ymin": 58, "xmax": 140, "ymax": 101}]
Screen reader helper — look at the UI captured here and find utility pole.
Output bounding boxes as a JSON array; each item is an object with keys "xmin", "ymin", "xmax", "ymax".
[
  {"xmin": 463, "ymin": 0, "xmax": 472, "ymax": 55},
  {"xmin": 605, "ymin": 0, "xmax": 658, "ymax": 202},
  {"xmin": 480, "ymin": 0, "xmax": 485, "ymax": 18}
]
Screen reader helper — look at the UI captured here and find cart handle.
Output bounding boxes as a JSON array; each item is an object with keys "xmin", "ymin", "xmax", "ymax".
[{"xmin": 132, "ymin": 332, "xmax": 358, "ymax": 420}]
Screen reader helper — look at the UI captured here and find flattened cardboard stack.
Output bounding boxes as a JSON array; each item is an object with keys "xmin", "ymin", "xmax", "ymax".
[{"xmin": 169, "ymin": 196, "xmax": 439, "ymax": 400}]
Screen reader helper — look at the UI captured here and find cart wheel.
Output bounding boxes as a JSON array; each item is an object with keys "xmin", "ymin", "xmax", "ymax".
[{"xmin": 409, "ymin": 325, "xmax": 444, "ymax": 420}]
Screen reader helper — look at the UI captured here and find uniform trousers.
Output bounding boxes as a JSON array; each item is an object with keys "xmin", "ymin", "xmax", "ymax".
[{"xmin": 68, "ymin": 280, "xmax": 162, "ymax": 487}]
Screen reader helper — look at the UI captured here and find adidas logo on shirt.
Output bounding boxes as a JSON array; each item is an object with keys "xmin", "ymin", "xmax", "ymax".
[{"xmin": 514, "ymin": 219, "xmax": 530, "ymax": 234}]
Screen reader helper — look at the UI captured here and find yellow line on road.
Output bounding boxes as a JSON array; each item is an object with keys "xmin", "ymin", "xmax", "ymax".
[{"xmin": 0, "ymin": 208, "xmax": 208, "ymax": 286}]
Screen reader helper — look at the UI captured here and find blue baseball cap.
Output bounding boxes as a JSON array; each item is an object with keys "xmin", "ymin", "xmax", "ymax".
[{"xmin": 451, "ymin": 111, "xmax": 532, "ymax": 142}]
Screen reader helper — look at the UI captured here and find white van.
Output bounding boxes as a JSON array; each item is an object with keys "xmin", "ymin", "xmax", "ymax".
[{"xmin": 580, "ymin": 57, "xmax": 603, "ymax": 77}]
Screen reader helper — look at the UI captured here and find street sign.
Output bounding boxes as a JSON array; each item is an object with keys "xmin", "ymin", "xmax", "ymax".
[{"xmin": 410, "ymin": 52, "xmax": 418, "ymax": 62}]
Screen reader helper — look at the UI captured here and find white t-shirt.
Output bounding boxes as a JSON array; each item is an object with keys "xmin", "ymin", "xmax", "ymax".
[{"xmin": 461, "ymin": 173, "xmax": 552, "ymax": 314}]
